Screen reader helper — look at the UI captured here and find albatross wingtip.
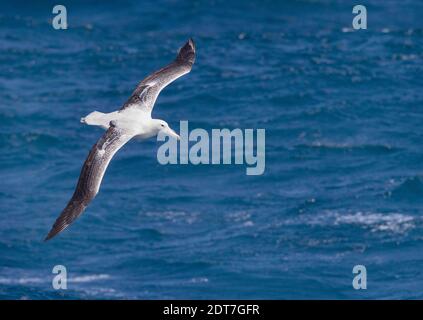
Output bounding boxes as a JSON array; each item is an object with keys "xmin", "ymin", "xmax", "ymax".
[
  {"xmin": 44, "ymin": 225, "xmax": 66, "ymax": 241},
  {"xmin": 44, "ymin": 226, "xmax": 60, "ymax": 241},
  {"xmin": 177, "ymin": 38, "xmax": 196, "ymax": 65},
  {"xmin": 44, "ymin": 231, "xmax": 54, "ymax": 242}
]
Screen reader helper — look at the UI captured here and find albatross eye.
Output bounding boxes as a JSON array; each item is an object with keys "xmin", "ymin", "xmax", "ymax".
[{"xmin": 161, "ymin": 124, "xmax": 165, "ymax": 127}]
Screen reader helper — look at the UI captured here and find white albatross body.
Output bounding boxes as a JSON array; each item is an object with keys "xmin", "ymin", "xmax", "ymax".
[
  {"xmin": 45, "ymin": 39, "xmax": 195, "ymax": 241},
  {"xmin": 81, "ymin": 109, "xmax": 171, "ymax": 140}
]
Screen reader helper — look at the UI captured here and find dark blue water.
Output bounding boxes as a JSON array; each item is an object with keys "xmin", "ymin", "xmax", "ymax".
[{"xmin": 1, "ymin": 0, "xmax": 423, "ymax": 299}]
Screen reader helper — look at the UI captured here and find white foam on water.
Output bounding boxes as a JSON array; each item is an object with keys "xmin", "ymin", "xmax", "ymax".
[
  {"xmin": 69, "ymin": 274, "xmax": 110, "ymax": 283},
  {"xmin": 333, "ymin": 212, "xmax": 414, "ymax": 233},
  {"xmin": 189, "ymin": 277, "xmax": 209, "ymax": 284},
  {"xmin": 282, "ymin": 211, "xmax": 415, "ymax": 234},
  {"xmin": 145, "ymin": 210, "xmax": 198, "ymax": 224},
  {"xmin": 0, "ymin": 277, "xmax": 43, "ymax": 284},
  {"xmin": 0, "ymin": 274, "xmax": 111, "ymax": 285}
]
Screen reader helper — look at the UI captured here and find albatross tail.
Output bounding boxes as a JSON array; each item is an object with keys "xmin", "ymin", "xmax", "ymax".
[
  {"xmin": 81, "ymin": 111, "xmax": 117, "ymax": 129},
  {"xmin": 81, "ymin": 111, "xmax": 105, "ymax": 125}
]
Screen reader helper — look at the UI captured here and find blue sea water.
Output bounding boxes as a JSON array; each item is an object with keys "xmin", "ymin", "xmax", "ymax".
[{"xmin": 1, "ymin": 0, "xmax": 423, "ymax": 299}]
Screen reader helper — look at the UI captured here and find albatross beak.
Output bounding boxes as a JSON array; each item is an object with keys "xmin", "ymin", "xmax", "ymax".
[{"xmin": 163, "ymin": 127, "xmax": 180, "ymax": 140}]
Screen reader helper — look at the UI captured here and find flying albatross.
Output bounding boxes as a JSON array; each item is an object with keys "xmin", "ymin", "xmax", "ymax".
[{"xmin": 45, "ymin": 38, "xmax": 195, "ymax": 241}]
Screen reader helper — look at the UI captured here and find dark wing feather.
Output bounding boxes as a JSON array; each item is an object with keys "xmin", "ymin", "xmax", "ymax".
[
  {"xmin": 120, "ymin": 38, "xmax": 195, "ymax": 113},
  {"xmin": 45, "ymin": 125, "xmax": 133, "ymax": 241}
]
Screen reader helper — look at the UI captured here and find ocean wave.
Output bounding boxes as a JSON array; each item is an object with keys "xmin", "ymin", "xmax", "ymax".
[
  {"xmin": 389, "ymin": 176, "xmax": 423, "ymax": 200},
  {"xmin": 189, "ymin": 277, "xmax": 209, "ymax": 284},
  {"xmin": 295, "ymin": 141, "xmax": 398, "ymax": 153},
  {"xmin": 0, "ymin": 277, "xmax": 43, "ymax": 285},
  {"xmin": 333, "ymin": 212, "xmax": 414, "ymax": 233},
  {"xmin": 0, "ymin": 274, "xmax": 111, "ymax": 285},
  {"xmin": 225, "ymin": 211, "xmax": 254, "ymax": 227},
  {"xmin": 282, "ymin": 211, "xmax": 415, "ymax": 234},
  {"xmin": 69, "ymin": 274, "xmax": 110, "ymax": 283},
  {"xmin": 144, "ymin": 210, "xmax": 198, "ymax": 225}
]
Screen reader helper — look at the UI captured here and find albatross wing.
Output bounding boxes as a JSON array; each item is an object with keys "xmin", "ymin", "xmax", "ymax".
[
  {"xmin": 45, "ymin": 125, "xmax": 134, "ymax": 241},
  {"xmin": 120, "ymin": 38, "xmax": 196, "ymax": 113}
]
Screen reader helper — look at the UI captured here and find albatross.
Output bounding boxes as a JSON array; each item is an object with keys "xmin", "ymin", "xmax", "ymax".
[{"xmin": 45, "ymin": 38, "xmax": 195, "ymax": 241}]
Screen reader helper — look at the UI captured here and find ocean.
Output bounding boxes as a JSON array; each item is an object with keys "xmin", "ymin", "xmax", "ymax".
[{"xmin": 1, "ymin": 0, "xmax": 423, "ymax": 299}]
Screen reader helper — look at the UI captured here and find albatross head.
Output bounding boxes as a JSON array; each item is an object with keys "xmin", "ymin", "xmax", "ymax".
[{"xmin": 154, "ymin": 119, "xmax": 180, "ymax": 140}]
